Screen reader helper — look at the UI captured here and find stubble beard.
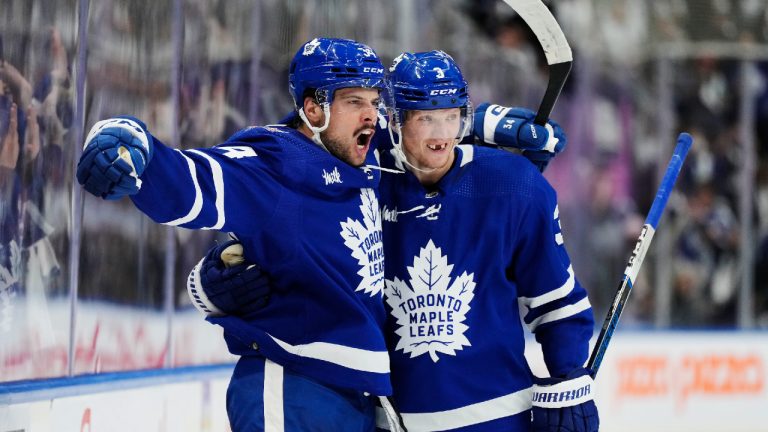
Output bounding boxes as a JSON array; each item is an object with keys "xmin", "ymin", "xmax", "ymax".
[{"xmin": 321, "ymin": 131, "xmax": 362, "ymax": 167}]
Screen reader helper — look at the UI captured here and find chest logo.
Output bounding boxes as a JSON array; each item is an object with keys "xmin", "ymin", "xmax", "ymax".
[
  {"xmin": 385, "ymin": 240, "xmax": 475, "ymax": 362},
  {"xmin": 340, "ymin": 188, "xmax": 384, "ymax": 296}
]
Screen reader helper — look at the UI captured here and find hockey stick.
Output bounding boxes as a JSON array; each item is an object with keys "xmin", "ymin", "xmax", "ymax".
[
  {"xmin": 587, "ymin": 133, "xmax": 694, "ymax": 378},
  {"xmin": 500, "ymin": 0, "xmax": 572, "ymax": 125}
]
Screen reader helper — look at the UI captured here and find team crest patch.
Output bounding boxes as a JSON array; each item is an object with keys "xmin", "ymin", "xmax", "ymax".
[
  {"xmin": 340, "ymin": 188, "xmax": 384, "ymax": 296},
  {"xmin": 385, "ymin": 240, "xmax": 475, "ymax": 362},
  {"xmin": 303, "ymin": 38, "xmax": 321, "ymax": 55}
]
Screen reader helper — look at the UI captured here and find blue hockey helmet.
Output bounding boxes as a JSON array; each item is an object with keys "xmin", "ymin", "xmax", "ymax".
[
  {"xmin": 388, "ymin": 50, "xmax": 470, "ymax": 123},
  {"xmin": 288, "ymin": 38, "xmax": 388, "ymax": 109},
  {"xmin": 387, "ymin": 50, "xmax": 472, "ymax": 150}
]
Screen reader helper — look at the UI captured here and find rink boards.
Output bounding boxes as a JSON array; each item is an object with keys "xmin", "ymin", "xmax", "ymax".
[{"xmin": 1, "ymin": 330, "xmax": 767, "ymax": 431}]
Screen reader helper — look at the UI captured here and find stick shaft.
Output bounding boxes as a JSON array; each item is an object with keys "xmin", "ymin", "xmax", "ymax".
[
  {"xmin": 587, "ymin": 133, "xmax": 693, "ymax": 377},
  {"xmin": 500, "ymin": 0, "xmax": 572, "ymax": 125}
]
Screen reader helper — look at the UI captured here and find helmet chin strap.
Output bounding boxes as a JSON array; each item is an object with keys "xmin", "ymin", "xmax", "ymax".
[{"xmin": 298, "ymin": 104, "xmax": 332, "ymax": 151}]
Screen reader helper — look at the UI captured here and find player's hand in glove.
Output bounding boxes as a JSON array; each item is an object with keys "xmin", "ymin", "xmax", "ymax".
[
  {"xmin": 76, "ymin": 116, "xmax": 153, "ymax": 200},
  {"xmin": 473, "ymin": 103, "xmax": 566, "ymax": 172},
  {"xmin": 531, "ymin": 368, "xmax": 599, "ymax": 432},
  {"xmin": 187, "ymin": 240, "xmax": 272, "ymax": 318}
]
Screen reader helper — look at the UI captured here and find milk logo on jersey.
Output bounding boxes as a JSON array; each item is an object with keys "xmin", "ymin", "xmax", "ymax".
[
  {"xmin": 302, "ymin": 38, "xmax": 321, "ymax": 55},
  {"xmin": 381, "ymin": 204, "xmax": 442, "ymax": 223},
  {"xmin": 385, "ymin": 240, "xmax": 475, "ymax": 362},
  {"xmin": 340, "ymin": 188, "xmax": 384, "ymax": 296},
  {"xmin": 322, "ymin": 166, "xmax": 343, "ymax": 185}
]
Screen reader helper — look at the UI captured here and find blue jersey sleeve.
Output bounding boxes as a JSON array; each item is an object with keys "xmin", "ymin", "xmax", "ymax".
[
  {"xmin": 513, "ymin": 177, "xmax": 595, "ymax": 377},
  {"xmin": 130, "ymin": 130, "xmax": 283, "ymax": 235}
]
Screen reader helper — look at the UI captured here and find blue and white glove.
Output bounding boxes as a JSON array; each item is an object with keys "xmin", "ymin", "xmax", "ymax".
[
  {"xmin": 531, "ymin": 368, "xmax": 599, "ymax": 432},
  {"xmin": 76, "ymin": 116, "xmax": 153, "ymax": 200},
  {"xmin": 473, "ymin": 103, "xmax": 566, "ymax": 172},
  {"xmin": 187, "ymin": 240, "xmax": 271, "ymax": 318}
]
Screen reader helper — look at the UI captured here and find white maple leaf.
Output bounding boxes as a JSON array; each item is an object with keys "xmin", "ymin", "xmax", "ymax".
[
  {"xmin": 340, "ymin": 188, "xmax": 384, "ymax": 296},
  {"xmin": 385, "ymin": 240, "xmax": 475, "ymax": 362}
]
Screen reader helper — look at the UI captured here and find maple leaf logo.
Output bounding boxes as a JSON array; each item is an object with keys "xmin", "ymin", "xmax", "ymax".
[
  {"xmin": 340, "ymin": 188, "xmax": 384, "ymax": 296},
  {"xmin": 385, "ymin": 240, "xmax": 475, "ymax": 362}
]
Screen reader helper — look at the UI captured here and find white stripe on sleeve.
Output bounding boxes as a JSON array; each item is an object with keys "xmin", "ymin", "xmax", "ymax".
[
  {"xmin": 519, "ymin": 265, "xmax": 575, "ymax": 309},
  {"xmin": 526, "ymin": 296, "xmax": 592, "ymax": 332},
  {"xmin": 268, "ymin": 334, "xmax": 390, "ymax": 374},
  {"xmin": 163, "ymin": 150, "xmax": 203, "ymax": 226},
  {"xmin": 187, "ymin": 149, "xmax": 226, "ymax": 230}
]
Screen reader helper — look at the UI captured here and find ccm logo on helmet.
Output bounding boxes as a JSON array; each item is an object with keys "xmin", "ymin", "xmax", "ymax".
[
  {"xmin": 363, "ymin": 67, "xmax": 384, "ymax": 74},
  {"xmin": 429, "ymin": 88, "xmax": 458, "ymax": 96}
]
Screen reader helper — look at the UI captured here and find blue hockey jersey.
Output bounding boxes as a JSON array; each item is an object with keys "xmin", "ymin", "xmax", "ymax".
[
  {"xmin": 377, "ymin": 145, "xmax": 594, "ymax": 431},
  {"xmin": 131, "ymin": 125, "xmax": 392, "ymax": 395}
]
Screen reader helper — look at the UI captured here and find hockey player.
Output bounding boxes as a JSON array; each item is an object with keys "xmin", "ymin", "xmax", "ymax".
[
  {"xmin": 374, "ymin": 51, "xmax": 599, "ymax": 431},
  {"xmin": 191, "ymin": 50, "xmax": 599, "ymax": 432},
  {"xmin": 76, "ymin": 38, "xmax": 406, "ymax": 432}
]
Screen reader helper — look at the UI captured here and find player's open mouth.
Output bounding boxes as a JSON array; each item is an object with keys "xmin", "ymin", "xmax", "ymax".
[
  {"xmin": 357, "ymin": 129, "xmax": 374, "ymax": 148},
  {"xmin": 427, "ymin": 142, "xmax": 449, "ymax": 151}
]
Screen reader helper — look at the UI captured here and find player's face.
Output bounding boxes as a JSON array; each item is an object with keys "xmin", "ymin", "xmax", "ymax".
[
  {"xmin": 401, "ymin": 108, "xmax": 462, "ymax": 177},
  {"xmin": 320, "ymin": 87, "xmax": 380, "ymax": 167}
]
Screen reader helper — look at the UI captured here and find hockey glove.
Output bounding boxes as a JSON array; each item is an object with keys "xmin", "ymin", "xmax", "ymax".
[
  {"xmin": 187, "ymin": 240, "xmax": 271, "ymax": 318},
  {"xmin": 76, "ymin": 116, "xmax": 153, "ymax": 200},
  {"xmin": 531, "ymin": 368, "xmax": 599, "ymax": 432},
  {"xmin": 473, "ymin": 103, "xmax": 566, "ymax": 172}
]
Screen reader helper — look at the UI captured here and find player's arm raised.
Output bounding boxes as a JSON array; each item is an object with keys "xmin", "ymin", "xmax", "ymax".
[
  {"xmin": 77, "ymin": 116, "xmax": 153, "ymax": 200},
  {"xmin": 77, "ymin": 117, "xmax": 281, "ymax": 233}
]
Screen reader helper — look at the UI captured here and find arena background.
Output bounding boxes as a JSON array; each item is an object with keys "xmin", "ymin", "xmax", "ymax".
[{"xmin": 1, "ymin": 0, "xmax": 767, "ymax": 430}]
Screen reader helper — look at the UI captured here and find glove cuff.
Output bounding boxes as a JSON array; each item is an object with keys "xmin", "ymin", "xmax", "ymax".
[
  {"xmin": 187, "ymin": 257, "xmax": 225, "ymax": 317},
  {"xmin": 532, "ymin": 373, "xmax": 594, "ymax": 408},
  {"xmin": 84, "ymin": 117, "xmax": 152, "ymax": 160},
  {"xmin": 543, "ymin": 123, "xmax": 559, "ymax": 152}
]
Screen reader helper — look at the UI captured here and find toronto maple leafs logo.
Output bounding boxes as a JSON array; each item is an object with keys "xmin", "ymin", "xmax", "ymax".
[
  {"xmin": 303, "ymin": 38, "xmax": 321, "ymax": 55},
  {"xmin": 340, "ymin": 188, "xmax": 384, "ymax": 296},
  {"xmin": 385, "ymin": 240, "xmax": 475, "ymax": 362},
  {"xmin": 389, "ymin": 53, "xmax": 406, "ymax": 72}
]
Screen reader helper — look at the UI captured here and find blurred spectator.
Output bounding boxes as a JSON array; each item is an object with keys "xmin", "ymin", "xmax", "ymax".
[{"xmin": 673, "ymin": 182, "xmax": 740, "ymax": 326}]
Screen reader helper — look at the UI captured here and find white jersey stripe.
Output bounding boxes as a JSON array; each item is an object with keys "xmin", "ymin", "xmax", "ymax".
[
  {"xmin": 187, "ymin": 149, "xmax": 226, "ymax": 230},
  {"xmin": 163, "ymin": 150, "xmax": 203, "ymax": 226},
  {"xmin": 519, "ymin": 265, "xmax": 575, "ymax": 309},
  {"xmin": 263, "ymin": 359, "xmax": 285, "ymax": 432},
  {"xmin": 268, "ymin": 334, "xmax": 390, "ymax": 374},
  {"xmin": 376, "ymin": 387, "xmax": 532, "ymax": 431},
  {"xmin": 527, "ymin": 296, "xmax": 592, "ymax": 331}
]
